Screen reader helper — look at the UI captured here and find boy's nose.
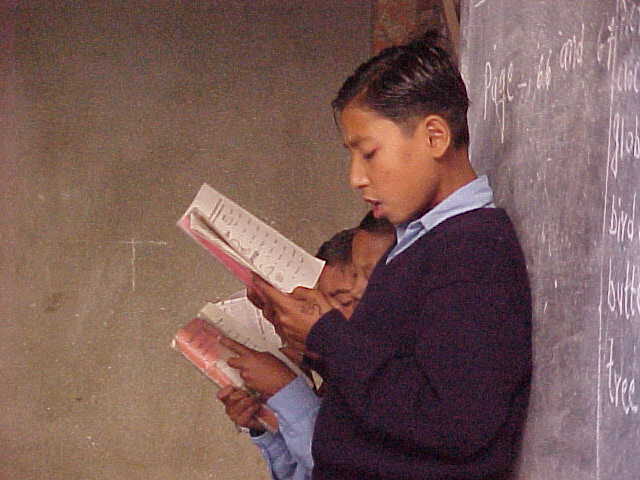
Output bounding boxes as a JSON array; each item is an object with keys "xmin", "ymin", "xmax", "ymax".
[
  {"xmin": 349, "ymin": 158, "xmax": 369, "ymax": 190},
  {"xmin": 351, "ymin": 273, "xmax": 367, "ymax": 302}
]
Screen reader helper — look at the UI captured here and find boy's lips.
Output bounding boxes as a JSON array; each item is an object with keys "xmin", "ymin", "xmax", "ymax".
[{"xmin": 364, "ymin": 197, "xmax": 384, "ymax": 216}]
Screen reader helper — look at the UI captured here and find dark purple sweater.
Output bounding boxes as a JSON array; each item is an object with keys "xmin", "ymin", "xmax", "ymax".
[{"xmin": 306, "ymin": 208, "xmax": 532, "ymax": 480}]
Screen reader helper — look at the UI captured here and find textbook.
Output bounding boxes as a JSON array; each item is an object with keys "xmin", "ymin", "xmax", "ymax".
[
  {"xmin": 172, "ymin": 296, "xmax": 312, "ymax": 433},
  {"xmin": 177, "ymin": 183, "xmax": 325, "ymax": 292},
  {"xmin": 199, "ymin": 296, "xmax": 307, "ymax": 379},
  {"xmin": 172, "ymin": 313, "xmax": 279, "ymax": 433}
]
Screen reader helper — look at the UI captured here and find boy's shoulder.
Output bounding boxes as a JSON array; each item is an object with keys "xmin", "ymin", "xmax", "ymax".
[
  {"xmin": 377, "ymin": 208, "xmax": 526, "ymax": 288},
  {"xmin": 419, "ymin": 208, "xmax": 526, "ymax": 284},
  {"xmin": 433, "ymin": 207, "xmax": 518, "ymax": 249},
  {"xmin": 438, "ymin": 206, "xmax": 512, "ymax": 234}
]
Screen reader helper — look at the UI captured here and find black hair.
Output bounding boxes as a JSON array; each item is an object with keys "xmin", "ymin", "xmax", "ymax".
[
  {"xmin": 332, "ymin": 30, "xmax": 469, "ymax": 148},
  {"xmin": 357, "ymin": 211, "xmax": 395, "ymax": 235},
  {"xmin": 315, "ymin": 228, "xmax": 355, "ymax": 265}
]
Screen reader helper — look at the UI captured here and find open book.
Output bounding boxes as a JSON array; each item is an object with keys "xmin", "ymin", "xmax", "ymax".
[
  {"xmin": 173, "ymin": 295, "xmax": 314, "ymax": 433},
  {"xmin": 199, "ymin": 296, "xmax": 308, "ymax": 379},
  {"xmin": 172, "ymin": 313, "xmax": 279, "ymax": 433},
  {"xmin": 177, "ymin": 183, "xmax": 325, "ymax": 292}
]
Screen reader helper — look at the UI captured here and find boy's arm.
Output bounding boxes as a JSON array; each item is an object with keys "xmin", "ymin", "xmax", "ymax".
[
  {"xmin": 250, "ymin": 376, "xmax": 319, "ymax": 480},
  {"xmin": 265, "ymin": 376, "xmax": 321, "ymax": 471},
  {"xmin": 306, "ymin": 280, "xmax": 531, "ymax": 460},
  {"xmin": 251, "ymin": 430, "xmax": 300, "ymax": 480},
  {"xmin": 216, "ymin": 386, "xmax": 300, "ymax": 478}
]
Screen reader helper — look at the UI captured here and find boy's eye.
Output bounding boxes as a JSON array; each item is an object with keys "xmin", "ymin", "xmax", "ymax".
[{"xmin": 363, "ymin": 150, "xmax": 377, "ymax": 160}]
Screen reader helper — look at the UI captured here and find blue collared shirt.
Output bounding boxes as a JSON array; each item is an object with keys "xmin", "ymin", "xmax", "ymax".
[
  {"xmin": 251, "ymin": 376, "xmax": 321, "ymax": 480},
  {"xmin": 386, "ymin": 175, "xmax": 495, "ymax": 263}
]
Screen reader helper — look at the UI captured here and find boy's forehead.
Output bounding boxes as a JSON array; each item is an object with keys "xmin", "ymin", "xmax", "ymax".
[
  {"xmin": 340, "ymin": 106, "xmax": 420, "ymax": 147},
  {"xmin": 353, "ymin": 231, "xmax": 394, "ymax": 255},
  {"xmin": 339, "ymin": 106, "xmax": 380, "ymax": 138}
]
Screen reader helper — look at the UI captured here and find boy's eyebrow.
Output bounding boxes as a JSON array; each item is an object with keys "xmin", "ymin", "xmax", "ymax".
[
  {"xmin": 343, "ymin": 135, "xmax": 368, "ymax": 149},
  {"xmin": 330, "ymin": 287, "xmax": 351, "ymax": 296}
]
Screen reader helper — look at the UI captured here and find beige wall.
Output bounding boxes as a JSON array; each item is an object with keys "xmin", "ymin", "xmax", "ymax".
[{"xmin": 2, "ymin": 2, "xmax": 371, "ymax": 479}]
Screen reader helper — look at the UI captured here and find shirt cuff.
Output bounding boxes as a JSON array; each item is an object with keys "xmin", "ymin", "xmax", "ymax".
[
  {"xmin": 250, "ymin": 429, "xmax": 280, "ymax": 449},
  {"xmin": 267, "ymin": 376, "xmax": 320, "ymax": 423}
]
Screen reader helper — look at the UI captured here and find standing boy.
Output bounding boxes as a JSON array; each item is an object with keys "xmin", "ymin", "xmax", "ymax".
[{"xmin": 251, "ymin": 32, "xmax": 532, "ymax": 480}]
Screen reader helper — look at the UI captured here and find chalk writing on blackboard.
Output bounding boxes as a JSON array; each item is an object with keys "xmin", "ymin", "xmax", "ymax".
[
  {"xmin": 606, "ymin": 257, "xmax": 640, "ymax": 320},
  {"xmin": 478, "ymin": 22, "xmax": 590, "ymax": 145},
  {"xmin": 596, "ymin": 2, "xmax": 640, "ymax": 479},
  {"xmin": 483, "ymin": 59, "xmax": 513, "ymax": 144},
  {"xmin": 607, "ymin": 192, "xmax": 636, "ymax": 245},
  {"xmin": 604, "ymin": 337, "xmax": 639, "ymax": 416},
  {"xmin": 559, "ymin": 24, "xmax": 585, "ymax": 73}
]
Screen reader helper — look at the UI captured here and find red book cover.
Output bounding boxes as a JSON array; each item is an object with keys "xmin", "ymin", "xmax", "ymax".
[{"xmin": 173, "ymin": 317, "xmax": 278, "ymax": 432}]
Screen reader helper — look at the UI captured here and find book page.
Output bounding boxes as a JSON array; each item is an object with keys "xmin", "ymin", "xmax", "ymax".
[
  {"xmin": 178, "ymin": 183, "xmax": 325, "ymax": 292},
  {"xmin": 198, "ymin": 299, "xmax": 308, "ymax": 382},
  {"xmin": 179, "ymin": 213, "xmax": 256, "ymax": 287}
]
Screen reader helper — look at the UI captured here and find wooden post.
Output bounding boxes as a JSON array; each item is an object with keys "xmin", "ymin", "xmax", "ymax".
[{"xmin": 441, "ymin": 0, "xmax": 460, "ymax": 61}]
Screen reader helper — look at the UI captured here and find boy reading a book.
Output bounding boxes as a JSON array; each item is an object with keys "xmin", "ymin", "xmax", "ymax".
[
  {"xmin": 250, "ymin": 32, "xmax": 532, "ymax": 480},
  {"xmin": 217, "ymin": 218, "xmax": 394, "ymax": 480},
  {"xmin": 314, "ymin": 228, "xmax": 358, "ymax": 319}
]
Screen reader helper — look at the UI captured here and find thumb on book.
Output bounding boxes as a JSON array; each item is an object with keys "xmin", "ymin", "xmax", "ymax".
[
  {"xmin": 252, "ymin": 274, "xmax": 290, "ymax": 307},
  {"xmin": 279, "ymin": 346, "xmax": 304, "ymax": 366},
  {"xmin": 220, "ymin": 336, "xmax": 254, "ymax": 356},
  {"xmin": 247, "ymin": 281, "xmax": 267, "ymax": 310},
  {"xmin": 216, "ymin": 385, "xmax": 235, "ymax": 400}
]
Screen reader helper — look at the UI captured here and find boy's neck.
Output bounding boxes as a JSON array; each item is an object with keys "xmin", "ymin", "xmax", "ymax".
[{"xmin": 438, "ymin": 147, "xmax": 477, "ymax": 200}]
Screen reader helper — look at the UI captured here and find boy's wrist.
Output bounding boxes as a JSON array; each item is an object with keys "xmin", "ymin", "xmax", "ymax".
[
  {"xmin": 237, "ymin": 425, "xmax": 266, "ymax": 437},
  {"xmin": 267, "ymin": 376, "xmax": 321, "ymax": 423},
  {"xmin": 260, "ymin": 372, "xmax": 297, "ymax": 399}
]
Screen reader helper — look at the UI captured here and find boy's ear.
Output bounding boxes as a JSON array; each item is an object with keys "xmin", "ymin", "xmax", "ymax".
[{"xmin": 422, "ymin": 115, "xmax": 451, "ymax": 159}]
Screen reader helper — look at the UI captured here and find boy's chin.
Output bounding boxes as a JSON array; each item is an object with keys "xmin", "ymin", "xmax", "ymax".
[{"xmin": 370, "ymin": 203, "xmax": 387, "ymax": 220}]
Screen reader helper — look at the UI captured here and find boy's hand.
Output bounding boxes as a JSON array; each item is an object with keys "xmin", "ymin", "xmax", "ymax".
[
  {"xmin": 222, "ymin": 337, "xmax": 297, "ymax": 398},
  {"xmin": 216, "ymin": 385, "xmax": 266, "ymax": 432},
  {"xmin": 250, "ymin": 276, "xmax": 332, "ymax": 348},
  {"xmin": 279, "ymin": 345, "xmax": 305, "ymax": 366}
]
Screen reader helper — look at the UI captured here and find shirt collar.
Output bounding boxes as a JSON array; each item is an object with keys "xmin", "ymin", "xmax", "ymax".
[{"xmin": 387, "ymin": 175, "xmax": 495, "ymax": 263}]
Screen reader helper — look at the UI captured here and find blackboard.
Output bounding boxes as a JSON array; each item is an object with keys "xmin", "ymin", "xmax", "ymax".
[{"xmin": 460, "ymin": 1, "xmax": 640, "ymax": 479}]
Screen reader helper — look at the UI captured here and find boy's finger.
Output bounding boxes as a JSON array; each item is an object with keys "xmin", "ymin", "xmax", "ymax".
[
  {"xmin": 225, "ymin": 389, "xmax": 251, "ymax": 410},
  {"xmin": 229, "ymin": 388, "xmax": 250, "ymax": 401},
  {"xmin": 246, "ymin": 285, "xmax": 266, "ymax": 310},
  {"xmin": 292, "ymin": 287, "xmax": 333, "ymax": 314},
  {"xmin": 229, "ymin": 394, "xmax": 259, "ymax": 415},
  {"xmin": 279, "ymin": 346, "xmax": 304, "ymax": 366},
  {"xmin": 220, "ymin": 336, "xmax": 253, "ymax": 355},
  {"xmin": 235, "ymin": 401, "xmax": 261, "ymax": 425},
  {"xmin": 217, "ymin": 385, "xmax": 235, "ymax": 400},
  {"xmin": 291, "ymin": 286, "xmax": 315, "ymax": 299},
  {"xmin": 287, "ymin": 337, "xmax": 307, "ymax": 351},
  {"xmin": 253, "ymin": 275, "xmax": 293, "ymax": 311},
  {"xmin": 226, "ymin": 356, "xmax": 243, "ymax": 369}
]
